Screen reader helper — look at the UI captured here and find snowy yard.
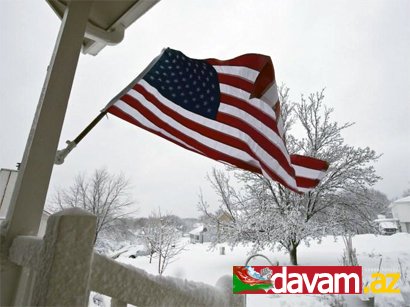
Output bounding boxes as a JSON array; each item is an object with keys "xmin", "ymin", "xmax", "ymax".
[{"xmin": 90, "ymin": 233, "xmax": 410, "ymax": 307}]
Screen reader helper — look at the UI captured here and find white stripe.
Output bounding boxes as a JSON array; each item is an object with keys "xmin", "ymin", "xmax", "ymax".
[
  {"xmin": 127, "ymin": 86, "xmax": 259, "ymax": 166},
  {"xmin": 213, "ymin": 65, "xmax": 259, "ymax": 82},
  {"xmin": 136, "ymin": 81, "xmax": 296, "ymax": 182},
  {"xmin": 220, "ymin": 82, "xmax": 287, "ymax": 143},
  {"xmin": 113, "ymin": 100, "xmax": 203, "ymax": 154},
  {"xmin": 218, "ymin": 103, "xmax": 290, "ymax": 163},
  {"xmin": 219, "ymin": 84, "xmax": 277, "ymax": 121},
  {"xmin": 214, "ymin": 66, "xmax": 279, "ymax": 108},
  {"xmin": 260, "ymin": 83, "xmax": 279, "ymax": 107},
  {"xmin": 277, "ymin": 117, "xmax": 285, "ymax": 138},
  {"xmin": 128, "ymin": 81, "xmax": 300, "ymax": 188},
  {"xmin": 297, "ymin": 187, "xmax": 310, "ymax": 193},
  {"xmin": 293, "ymin": 165, "xmax": 326, "ymax": 180}
]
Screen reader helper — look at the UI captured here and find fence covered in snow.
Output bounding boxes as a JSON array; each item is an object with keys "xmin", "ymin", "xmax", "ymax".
[{"xmin": 8, "ymin": 208, "xmax": 244, "ymax": 306}]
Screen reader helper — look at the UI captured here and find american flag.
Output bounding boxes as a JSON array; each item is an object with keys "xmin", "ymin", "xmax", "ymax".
[{"xmin": 105, "ymin": 48, "xmax": 328, "ymax": 193}]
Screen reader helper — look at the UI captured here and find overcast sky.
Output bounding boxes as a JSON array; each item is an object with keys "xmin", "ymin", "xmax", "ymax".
[{"xmin": 1, "ymin": 0, "xmax": 409, "ymax": 218}]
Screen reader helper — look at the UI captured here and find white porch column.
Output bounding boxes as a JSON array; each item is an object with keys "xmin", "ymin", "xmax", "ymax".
[{"xmin": 0, "ymin": 1, "xmax": 93, "ymax": 305}]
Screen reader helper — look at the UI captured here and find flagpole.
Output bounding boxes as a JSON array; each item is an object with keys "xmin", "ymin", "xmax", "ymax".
[
  {"xmin": 54, "ymin": 110, "xmax": 107, "ymax": 165},
  {"xmin": 55, "ymin": 48, "xmax": 167, "ymax": 165}
]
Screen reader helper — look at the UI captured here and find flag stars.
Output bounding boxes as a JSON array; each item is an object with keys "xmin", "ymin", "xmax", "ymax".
[{"xmin": 144, "ymin": 49, "xmax": 220, "ymax": 120}]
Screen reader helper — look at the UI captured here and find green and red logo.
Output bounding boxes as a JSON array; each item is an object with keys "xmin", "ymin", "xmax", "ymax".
[
  {"xmin": 233, "ymin": 266, "xmax": 363, "ymax": 294},
  {"xmin": 233, "ymin": 266, "xmax": 275, "ymax": 293}
]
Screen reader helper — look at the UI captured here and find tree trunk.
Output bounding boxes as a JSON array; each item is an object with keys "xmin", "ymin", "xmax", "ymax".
[
  {"xmin": 158, "ymin": 252, "xmax": 162, "ymax": 275},
  {"xmin": 149, "ymin": 250, "xmax": 153, "ymax": 264},
  {"xmin": 289, "ymin": 244, "xmax": 298, "ymax": 265}
]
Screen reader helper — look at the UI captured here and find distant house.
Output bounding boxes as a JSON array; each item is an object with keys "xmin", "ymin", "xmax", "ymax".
[
  {"xmin": 216, "ymin": 211, "xmax": 234, "ymax": 241},
  {"xmin": 1, "ymin": 168, "xmax": 51, "ymax": 237},
  {"xmin": 389, "ymin": 196, "xmax": 410, "ymax": 233},
  {"xmin": 0, "ymin": 168, "xmax": 18, "ymax": 219},
  {"xmin": 189, "ymin": 225, "xmax": 208, "ymax": 244}
]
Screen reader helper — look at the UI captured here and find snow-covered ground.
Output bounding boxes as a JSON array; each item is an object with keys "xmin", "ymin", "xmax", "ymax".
[{"xmin": 90, "ymin": 233, "xmax": 410, "ymax": 306}]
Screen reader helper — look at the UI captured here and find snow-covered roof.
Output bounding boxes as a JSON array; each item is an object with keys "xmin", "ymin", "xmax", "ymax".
[
  {"xmin": 374, "ymin": 217, "xmax": 399, "ymax": 223},
  {"xmin": 389, "ymin": 196, "xmax": 410, "ymax": 207},
  {"xmin": 189, "ymin": 225, "xmax": 207, "ymax": 235},
  {"xmin": 379, "ymin": 221, "xmax": 398, "ymax": 229}
]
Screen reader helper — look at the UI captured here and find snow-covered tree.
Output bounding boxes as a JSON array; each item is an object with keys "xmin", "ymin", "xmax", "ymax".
[
  {"xmin": 51, "ymin": 168, "xmax": 134, "ymax": 243},
  {"xmin": 142, "ymin": 209, "xmax": 185, "ymax": 275},
  {"xmin": 199, "ymin": 87, "xmax": 381, "ymax": 265}
]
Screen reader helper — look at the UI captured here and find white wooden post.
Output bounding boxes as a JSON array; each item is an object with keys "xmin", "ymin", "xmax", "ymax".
[
  {"xmin": 0, "ymin": 1, "xmax": 93, "ymax": 305},
  {"xmin": 30, "ymin": 208, "xmax": 96, "ymax": 306}
]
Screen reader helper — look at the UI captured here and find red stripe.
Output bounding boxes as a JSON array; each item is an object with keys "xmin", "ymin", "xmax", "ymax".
[
  {"xmin": 133, "ymin": 84, "xmax": 246, "ymax": 153},
  {"xmin": 207, "ymin": 54, "xmax": 275, "ymax": 99},
  {"xmin": 218, "ymin": 73, "xmax": 254, "ymax": 93},
  {"xmin": 217, "ymin": 72, "xmax": 279, "ymax": 125},
  {"xmin": 291, "ymin": 154, "xmax": 329, "ymax": 171},
  {"xmin": 220, "ymin": 93, "xmax": 280, "ymax": 133},
  {"xmin": 216, "ymin": 112, "xmax": 295, "ymax": 178},
  {"xmin": 119, "ymin": 93, "xmax": 261, "ymax": 174},
  {"xmin": 205, "ymin": 54, "xmax": 273, "ymax": 73},
  {"xmin": 107, "ymin": 105, "xmax": 201, "ymax": 155},
  {"xmin": 262, "ymin": 168, "xmax": 299, "ymax": 193},
  {"xmin": 134, "ymin": 84, "xmax": 304, "ymax": 187},
  {"xmin": 109, "ymin": 104, "xmax": 319, "ymax": 192},
  {"xmin": 295, "ymin": 176, "xmax": 320, "ymax": 189}
]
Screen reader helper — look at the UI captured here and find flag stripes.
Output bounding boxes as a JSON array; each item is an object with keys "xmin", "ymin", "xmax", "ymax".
[{"xmin": 106, "ymin": 49, "xmax": 328, "ymax": 193}]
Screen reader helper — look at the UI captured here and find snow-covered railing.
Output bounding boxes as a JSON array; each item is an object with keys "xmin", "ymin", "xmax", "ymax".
[{"xmin": 8, "ymin": 209, "xmax": 244, "ymax": 306}]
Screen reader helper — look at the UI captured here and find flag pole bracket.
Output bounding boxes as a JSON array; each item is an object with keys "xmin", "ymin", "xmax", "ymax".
[{"xmin": 54, "ymin": 140, "xmax": 77, "ymax": 165}]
